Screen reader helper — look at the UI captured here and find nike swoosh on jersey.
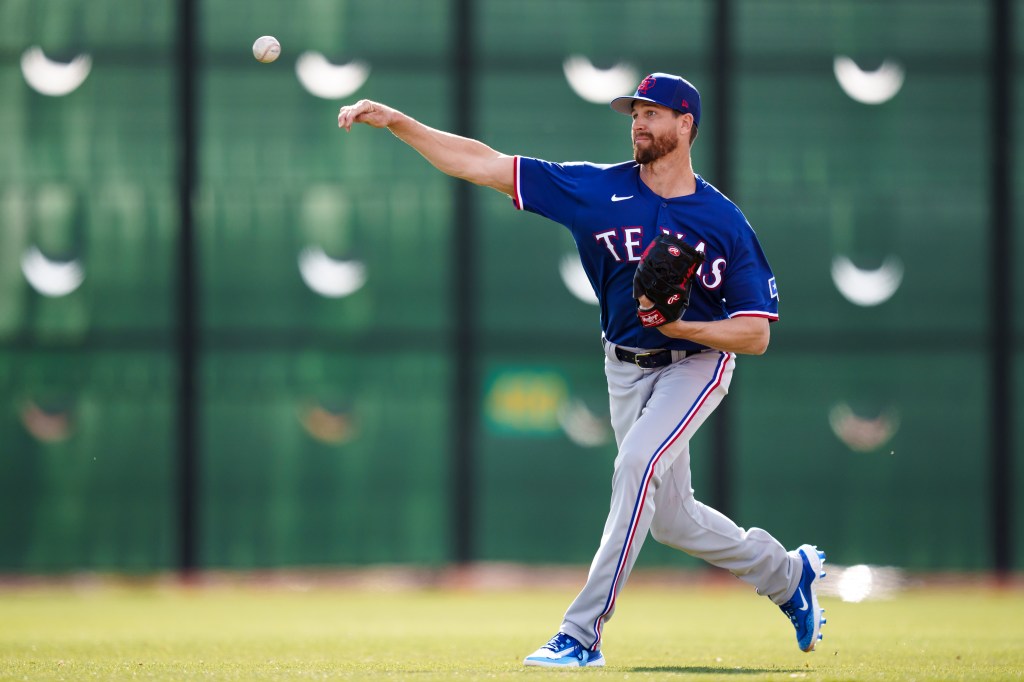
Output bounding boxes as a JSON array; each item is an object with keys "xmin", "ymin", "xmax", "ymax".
[{"xmin": 611, "ymin": 194, "xmax": 634, "ymax": 202}]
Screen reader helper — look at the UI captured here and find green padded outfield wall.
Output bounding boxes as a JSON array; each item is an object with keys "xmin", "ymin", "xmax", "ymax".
[
  {"xmin": 0, "ymin": 0, "xmax": 1020, "ymax": 572},
  {"xmin": 0, "ymin": 1, "xmax": 179, "ymax": 571},
  {"xmin": 729, "ymin": 1, "xmax": 993, "ymax": 569},
  {"xmin": 195, "ymin": 1, "xmax": 454, "ymax": 568}
]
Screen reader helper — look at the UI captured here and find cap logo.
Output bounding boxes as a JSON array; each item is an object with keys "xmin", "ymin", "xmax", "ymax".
[
  {"xmin": 637, "ymin": 75, "xmax": 656, "ymax": 95},
  {"xmin": 679, "ymin": 99, "xmax": 689, "ymax": 109}
]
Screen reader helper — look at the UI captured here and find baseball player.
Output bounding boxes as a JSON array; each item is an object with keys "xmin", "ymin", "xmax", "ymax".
[{"xmin": 338, "ymin": 72, "xmax": 826, "ymax": 668}]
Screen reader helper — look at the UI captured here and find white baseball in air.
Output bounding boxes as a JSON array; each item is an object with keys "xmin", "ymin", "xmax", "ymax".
[{"xmin": 252, "ymin": 35, "xmax": 281, "ymax": 63}]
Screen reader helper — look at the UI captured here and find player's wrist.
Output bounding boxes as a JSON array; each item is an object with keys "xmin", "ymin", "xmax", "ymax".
[
  {"xmin": 384, "ymin": 109, "xmax": 413, "ymax": 132},
  {"xmin": 654, "ymin": 319, "xmax": 687, "ymax": 338}
]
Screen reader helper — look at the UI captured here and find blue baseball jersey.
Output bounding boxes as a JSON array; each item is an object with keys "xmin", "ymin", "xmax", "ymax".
[{"xmin": 513, "ymin": 156, "xmax": 779, "ymax": 351}]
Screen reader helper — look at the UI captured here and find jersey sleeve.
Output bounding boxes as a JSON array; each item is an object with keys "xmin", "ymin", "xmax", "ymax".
[
  {"xmin": 721, "ymin": 220, "xmax": 780, "ymax": 321},
  {"xmin": 512, "ymin": 156, "xmax": 583, "ymax": 227}
]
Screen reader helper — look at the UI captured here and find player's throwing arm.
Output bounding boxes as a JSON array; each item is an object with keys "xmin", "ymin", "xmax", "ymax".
[{"xmin": 338, "ymin": 100, "xmax": 515, "ymax": 196}]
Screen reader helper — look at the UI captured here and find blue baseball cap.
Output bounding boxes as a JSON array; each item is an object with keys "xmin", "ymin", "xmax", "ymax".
[{"xmin": 610, "ymin": 73, "xmax": 701, "ymax": 128}]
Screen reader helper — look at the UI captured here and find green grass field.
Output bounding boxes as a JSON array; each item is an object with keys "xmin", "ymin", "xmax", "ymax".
[{"xmin": 2, "ymin": 579, "xmax": 1022, "ymax": 681}]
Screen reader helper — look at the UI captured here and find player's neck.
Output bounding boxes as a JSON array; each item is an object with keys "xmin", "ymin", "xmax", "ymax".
[{"xmin": 638, "ymin": 152, "xmax": 696, "ymax": 199}]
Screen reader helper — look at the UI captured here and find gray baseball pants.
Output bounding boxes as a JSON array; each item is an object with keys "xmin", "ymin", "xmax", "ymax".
[{"xmin": 559, "ymin": 340, "xmax": 802, "ymax": 651}]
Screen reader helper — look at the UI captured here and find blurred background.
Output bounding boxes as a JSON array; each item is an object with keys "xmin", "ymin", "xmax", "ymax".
[{"xmin": 0, "ymin": 0, "xmax": 1018, "ymax": 578}]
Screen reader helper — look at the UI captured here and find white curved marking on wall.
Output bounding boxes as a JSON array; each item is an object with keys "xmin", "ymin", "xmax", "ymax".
[
  {"xmin": 562, "ymin": 55, "xmax": 638, "ymax": 104},
  {"xmin": 295, "ymin": 52, "xmax": 370, "ymax": 99},
  {"xmin": 828, "ymin": 402, "xmax": 900, "ymax": 452},
  {"xmin": 831, "ymin": 254, "xmax": 903, "ymax": 306},
  {"xmin": 558, "ymin": 398, "xmax": 610, "ymax": 447},
  {"xmin": 298, "ymin": 246, "xmax": 366, "ymax": 298},
  {"xmin": 20, "ymin": 46, "xmax": 92, "ymax": 96},
  {"xmin": 559, "ymin": 254, "xmax": 598, "ymax": 305},
  {"xmin": 833, "ymin": 56, "xmax": 905, "ymax": 105},
  {"xmin": 20, "ymin": 245, "xmax": 85, "ymax": 297}
]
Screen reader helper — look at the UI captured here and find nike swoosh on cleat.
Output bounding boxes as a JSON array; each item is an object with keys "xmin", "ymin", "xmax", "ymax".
[
  {"xmin": 611, "ymin": 194, "xmax": 633, "ymax": 202},
  {"xmin": 797, "ymin": 590, "xmax": 809, "ymax": 612}
]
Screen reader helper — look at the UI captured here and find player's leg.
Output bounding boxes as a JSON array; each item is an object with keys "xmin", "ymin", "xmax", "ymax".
[
  {"xmin": 557, "ymin": 350, "xmax": 734, "ymax": 651},
  {"xmin": 523, "ymin": 343, "xmax": 669, "ymax": 668}
]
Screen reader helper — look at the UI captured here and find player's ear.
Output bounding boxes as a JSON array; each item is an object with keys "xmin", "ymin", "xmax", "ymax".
[
  {"xmin": 680, "ymin": 113, "xmax": 697, "ymax": 145},
  {"xmin": 677, "ymin": 112, "xmax": 693, "ymax": 137}
]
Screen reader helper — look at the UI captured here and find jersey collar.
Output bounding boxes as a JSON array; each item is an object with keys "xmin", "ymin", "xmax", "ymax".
[{"xmin": 633, "ymin": 167, "xmax": 707, "ymax": 202}]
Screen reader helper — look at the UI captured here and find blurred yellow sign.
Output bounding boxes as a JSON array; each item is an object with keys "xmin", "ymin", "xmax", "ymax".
[{"xmin": 484, "ymin": 368, "xmax": 568, "ymax": 435}]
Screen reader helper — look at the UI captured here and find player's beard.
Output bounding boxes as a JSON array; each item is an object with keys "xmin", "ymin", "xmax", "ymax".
[{"xmin": 633, "ymin": 130, "xmax": 679, "ymax": 165}]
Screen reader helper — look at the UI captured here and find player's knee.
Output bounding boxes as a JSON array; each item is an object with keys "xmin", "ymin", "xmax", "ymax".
[
  {"xmin": 649, "ymin": 516, "xmax": 677, "ymax": 545},
  {"xmin": 650, "ymin": 499, "xmax": 700, "ymax": 546},
  {"xmin": 614, "ymin": 445, "xmax": 655, "ymax": 479}
]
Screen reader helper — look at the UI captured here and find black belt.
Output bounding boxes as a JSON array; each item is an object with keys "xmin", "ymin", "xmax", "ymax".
[{"xmin": 614, "ymin": 346, "xmax": 703, "ymax": 369}]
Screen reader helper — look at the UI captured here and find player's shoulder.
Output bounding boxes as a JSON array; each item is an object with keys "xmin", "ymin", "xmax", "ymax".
[
  {"xmin": 694, "ymin": 174, "xmax": 736, "ymax": 210},
  {"xmin": 694, "ymin": 174, "xmax": 755, "ymax": 234},
  {"xmin": 533, "ymin": 158, "xmax": 635, "ymax": 177}
]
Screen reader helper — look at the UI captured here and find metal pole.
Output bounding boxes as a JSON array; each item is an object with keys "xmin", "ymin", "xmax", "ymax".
[
  {"xmin": 451, "ymin": 0, "xmax": 477, "ymax": 564},
  {"xmin": 711, "ymin": 0, "xmax": 734, "ymax": 518},
  {"xmin": 175, "ymin": 0, "xmax": 200, "ymax": 576},
  {"xmin": 989, "ymin": 0, "xmax": 1014, "ymax": 575}
]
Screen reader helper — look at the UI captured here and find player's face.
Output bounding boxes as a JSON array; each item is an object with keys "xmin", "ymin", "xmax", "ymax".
[{"xmin": 631, "ymin": 103, "xmax": 680, "ymax": 165}]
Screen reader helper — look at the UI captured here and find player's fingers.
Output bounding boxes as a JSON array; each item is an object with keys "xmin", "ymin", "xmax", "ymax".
[
  {"xmin": 338, "ymin": 101, "xmax": 364, "ymax": 130},
  {"xmin": 338, "ymin": 106, "xmax": 356, "ymax": 131}
]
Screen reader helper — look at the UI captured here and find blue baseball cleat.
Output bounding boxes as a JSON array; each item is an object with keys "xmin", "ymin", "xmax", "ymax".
[
  {"xmin": 523, "ymin": 632, "xmax": 605, "ymax": 667},
  {"xmin": 779, "ymin": 544, "xmax": 827, "ymax": 652}
]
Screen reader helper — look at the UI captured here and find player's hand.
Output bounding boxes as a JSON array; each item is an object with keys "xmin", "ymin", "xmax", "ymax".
[
  {"xmin": 638, "ymin": 294, "xmax": 654, "ymax": 310},
  {"xmin": 337, "ymin": 100, "xmax": 399, "ymax": 131}
]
